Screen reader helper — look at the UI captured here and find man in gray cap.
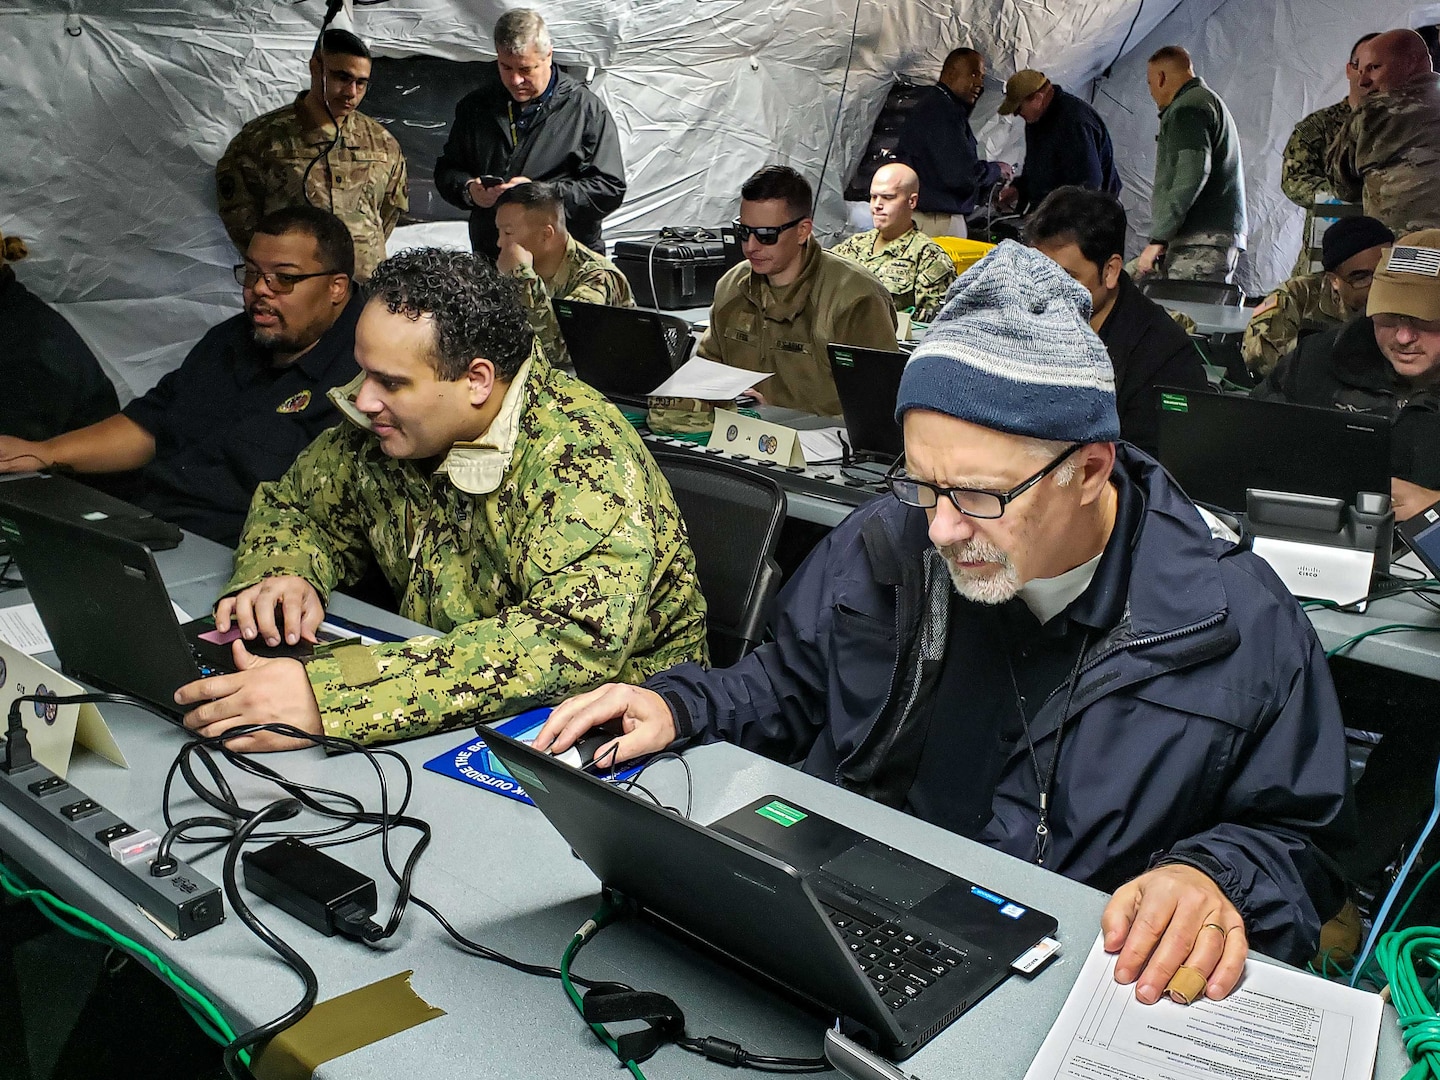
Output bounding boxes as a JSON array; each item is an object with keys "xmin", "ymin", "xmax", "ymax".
[
  {"xmin": 1242, "ymin": 215, "xmax": 1395, "ymax": 376},
  {"xmin": 539, "ymin": 241, "xmax": 1350, "ymax": 1005}
]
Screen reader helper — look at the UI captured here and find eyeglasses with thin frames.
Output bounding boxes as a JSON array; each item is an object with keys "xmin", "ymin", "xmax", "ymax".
[
  {"xmin": 233, "ymin": 264, "xmax": 340, "ymax": 294},
  {"xmin": 731, "ymin": 217, "xmax": 806, "ymax": 246},
  {"xmin": 885, "ymin": 443, "xmax": 1084, "ymax": 519}
]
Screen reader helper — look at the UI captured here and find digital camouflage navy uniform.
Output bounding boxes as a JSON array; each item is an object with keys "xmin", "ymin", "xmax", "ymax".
[
  {"xmin": 1280, "ymin": 100, "xmax": 1351, "ymax": 276},
  {"xmin": 216, "ymin": 95, "xmax": 408, "ymax": 280},
  {"xmin": 1327, "ymin": 74, "xmax": 1440, "ymax": 236},
  {"xmin": 830, "ymin": 226, "xmax": 956, "ymax": 321},
  {"xmin": 1241, "ymin": 272, "xmax": 1347, "ymax": 376},
  {"xmin": 224, "ymin": 357, "xmax": 708, "ymax": 744},
  {"xmin": 505, "ymin": 236, "xmax": 634, "ymax": 370}
]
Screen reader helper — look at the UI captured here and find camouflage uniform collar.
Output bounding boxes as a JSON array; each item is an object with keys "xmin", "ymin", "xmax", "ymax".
[
  {"xmin": 292, "ymin": 91, "xmax": 352, "ymax": 142},
  {"xmin": 438, "ymin": 358, "xmax": 535, "ymax": 495},
  {"xmin": 547, "ymin": 235, "xmax": 586, "ymax": 295},
  {"xmin": 324, "ymin": 356, "xmax": 534, "ymax": 495},
  {"xmin": 742, "ymin": 238, "xmax": 820, "ymax": 321},
  {"xmin": 870, "ymin": 225, "xmax": 922, "ymax": 254}
]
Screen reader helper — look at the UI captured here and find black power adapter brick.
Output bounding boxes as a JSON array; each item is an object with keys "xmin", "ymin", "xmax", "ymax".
[{"xmin": 242, "ymin": 837, "xmax": 383, "ymax": 942}]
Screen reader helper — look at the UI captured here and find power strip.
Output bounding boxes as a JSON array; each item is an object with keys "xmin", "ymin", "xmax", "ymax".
[{"xmin": 0, "ymin": 746, "xmax": 223, "ymax": 939}]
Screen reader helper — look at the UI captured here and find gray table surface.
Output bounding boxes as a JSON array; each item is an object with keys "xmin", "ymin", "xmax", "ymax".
[
  {"xmin": 1157, "ymin": 299, "xmax": 1254, "ymax": 336},
  {"xmin": 0, "ymin": 538, "xmax": 1415, "ymax": 1078}
]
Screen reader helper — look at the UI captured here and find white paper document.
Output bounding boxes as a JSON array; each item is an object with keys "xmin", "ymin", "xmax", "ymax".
[
  {"xmin": 648, "ymin": 357, "xmax": 771, "ymax": 400},
  {"xmin": 1024, "ymin": 935, "xmax": 1382, "ymax": 1080},
  {"xmin": 796, "ymin": 426, "xmax": 847, "ymax": 464},
  {"xmin": 0, "ymin": 601, "xmax": 190, "ymax": 656}
]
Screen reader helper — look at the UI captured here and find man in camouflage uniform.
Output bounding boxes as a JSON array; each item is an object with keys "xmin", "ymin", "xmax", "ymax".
[
  {"xmin": 1279, "ymin": 34, "xmax": 1377, "ymax": 276},
  {"xmin": 173, "ymin": 248, "xmax": 707, "ymax": 750},
  {"xmin": 1243, "ymin": 215, "xmax": 1393, "ymax": 375},
  {"xmin": 831, "ymin": 163, "xmax": 956, "ymax": 322},
  {"xmin": 215, "ymin": 29, "xmax": 407, "ymax": 281},
  {"xmin": 493, "ymin": 182, "xmax": 633, "ymax": 370},
  {"xmin": 1327, "ymin": 29, "xmax": 1440, "ymax": 237}
]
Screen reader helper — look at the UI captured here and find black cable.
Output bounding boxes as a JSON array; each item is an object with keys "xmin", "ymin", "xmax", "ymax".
[
  {"xmin": 1091, "ymin": 0, "xmax": 1145, "ymax": 102},
  {"xmin": 219, "ymin": 798, "xmax": 319, "ymax": 1080},
  {"xmin": 815, "ymin": 0, "xmax": 865, "ymax": 210}
]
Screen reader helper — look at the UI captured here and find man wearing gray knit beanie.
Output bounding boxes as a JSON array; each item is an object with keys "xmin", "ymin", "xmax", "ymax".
[{"xmin": 542, "ymin": 242, "xmax": 1350, "ymax": 1011}]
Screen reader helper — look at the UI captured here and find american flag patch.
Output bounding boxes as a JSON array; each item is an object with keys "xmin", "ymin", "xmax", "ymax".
[{"xmin": 1386, "ymin": 246, "xmax": 1440, "ymax": 277}]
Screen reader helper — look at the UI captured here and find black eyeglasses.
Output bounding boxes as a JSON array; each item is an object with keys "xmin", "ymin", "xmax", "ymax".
[
  {"xmin": 234, "ymin": 265, "xmax": 340, "ymax": 294},
  {"xmin": 731, "ymin": 217, "xmax": 806, "ymax": 246},
  {"xmin": 886, "ymin": 444, "xmax": 1084, "ymax": 519}
]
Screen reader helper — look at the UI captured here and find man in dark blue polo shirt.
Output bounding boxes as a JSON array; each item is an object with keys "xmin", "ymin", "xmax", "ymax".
[
  {"xmin": 996, "ymin": 70, "xmax": 1121, "ymax": 214},
  {"xmin": 0, "ymin": 206, "xmax": 361, "ymax": 545}
]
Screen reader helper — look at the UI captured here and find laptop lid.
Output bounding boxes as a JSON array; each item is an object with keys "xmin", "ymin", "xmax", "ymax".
[
  {"xmin": 554, "ymin": 300, "xmax": 680, "ymax": 403},
  {"xmin": 0, "ymin": 473, "xmax": 183, "ymax": 551},
  {"xmin": 0, "ymin": 503, "xmax": 201, "ymax": 712},
  {"xmin": 481, "ymin": 728, "xmax": 1056, "ymax": 1057},
  {"xmin": 1156, "ymin": 390, "xmax": 1391, "ymax": 513},
  {"xmin": 828, "ymin": 344, "xmax": 907, "ymax": 459}
]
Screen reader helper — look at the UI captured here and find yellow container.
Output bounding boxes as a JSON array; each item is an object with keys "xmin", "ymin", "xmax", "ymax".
[{"xmin": 931, "ymin": 236, "xmax": 996, "ymax": 276}]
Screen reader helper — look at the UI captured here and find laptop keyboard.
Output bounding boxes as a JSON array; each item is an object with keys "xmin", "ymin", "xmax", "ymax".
[
  {"xmin": 188, "ymin": 646, "xmax": 221, "ymax": 678},
  {"xmin": 823, "ymin": 900, "xmax": 970, "ymax": 1012}
]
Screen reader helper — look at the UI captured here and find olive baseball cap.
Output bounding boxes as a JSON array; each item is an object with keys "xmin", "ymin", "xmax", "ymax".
[
  {"xmin": 998, "ymin": 70, "xmax": 1050, "ymax": 115},
  {"xmin": 1368, "ymin": 229, "xmax": 1440, "ymax": 322}
]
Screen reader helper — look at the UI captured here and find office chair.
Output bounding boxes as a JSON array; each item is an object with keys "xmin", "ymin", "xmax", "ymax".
[
  {"xmin": 653, "ymin": 311, "xmax": 696, "ymax": 369},
  {"xmin": 651, "ymin": 447, "xmax": 787, "ymax": 667},
  {"xmin": 1138, "ymin": 278, "xmax": 1245, "ymax": 306}
]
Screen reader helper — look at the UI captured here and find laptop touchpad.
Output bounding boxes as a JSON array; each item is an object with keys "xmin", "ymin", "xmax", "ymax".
[{"xmin": 821, "ymin": 839, "xmax": 949, "ymax": 910}]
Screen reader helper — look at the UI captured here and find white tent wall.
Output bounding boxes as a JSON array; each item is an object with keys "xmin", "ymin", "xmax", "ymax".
[
  {"xmin": 0, "ymin": 1, "xmax": 1431, "ymax": 401},
  {"xmin": 1085, "ymin": 0, "xmax": 1440, "ymax": 295}
]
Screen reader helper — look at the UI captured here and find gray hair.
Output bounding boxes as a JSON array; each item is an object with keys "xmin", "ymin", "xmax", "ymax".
[
  {"xmin": 1020, "ymin": 436, "xmax": 1081, "ymax": 485},
  {"xmin": 494, "ymin": 9, "xmax": 552, "ymax": 55}
]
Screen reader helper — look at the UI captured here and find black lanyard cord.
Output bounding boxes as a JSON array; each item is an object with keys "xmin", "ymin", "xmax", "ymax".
[{"xmin": 1007, "ymin": 628, "xmax": 1092, "ymax": 867}]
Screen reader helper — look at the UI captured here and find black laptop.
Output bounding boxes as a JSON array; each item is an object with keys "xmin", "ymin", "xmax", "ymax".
[
  {"xmin": 1156, "ymin": 390, "xmax": 1391, "ymax": 513},
  {"xmin": 480, "ymin": 727, "xmax": 1058, "ymax": 1060},
  {"xmin": 0, "ymin": 473, "xmax": 182, "ymax": 551},
  {"xmin": 0, "ymin": 503, "xmax": 329, "ymax": 716},
  {"xmin": 828, "ymin": 344, "xmax": 907, "ymax": 460},
  {"xmin": 554, "ymin": 299, "xmax": 689, "ymax": 407}
]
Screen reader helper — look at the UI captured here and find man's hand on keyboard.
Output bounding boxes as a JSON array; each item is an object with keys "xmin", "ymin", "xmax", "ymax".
[
  {"xmin": 174, "ymin": 639, "xmax": 324, "ymax": 752},
  {"xmin": 216, "ymin": 575, "xmax": 325, "ymax": 647}
]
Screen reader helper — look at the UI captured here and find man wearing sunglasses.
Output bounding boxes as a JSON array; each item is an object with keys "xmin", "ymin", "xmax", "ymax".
[
  {"xmin": 1256, "ymin": 229, "xmax": 1440, "ymax": 522},
  {"xmin": 0, "ymin": 206, "xmax": 361, "ymax": 546},
  {"xmin": 696, "ymin": 165, "xmax": 897, "ymax": 415},
  {"xmin": 1242, "ymin": 215, "xmax": 1393, "ymax": 376},
  {"xmin": 541, "ymin": 241, "xmax": 1349, "ymax": 1008}
]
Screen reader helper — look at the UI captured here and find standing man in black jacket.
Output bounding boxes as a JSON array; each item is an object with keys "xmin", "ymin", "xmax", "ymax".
[
  {"xmin": 894, "ymin": 48, "xmax": 1012, "ymax": 237},
  {"xmin": 434, "ymin": 10, "xmax": 626, "ymax": 256},
  {"xmin": 996, "ymin": 70, "xmax": 1120, "ymax": 214},
  {"xmin": 1024, "ymin": 187, "xmax": 1208, "ymax": 455}
]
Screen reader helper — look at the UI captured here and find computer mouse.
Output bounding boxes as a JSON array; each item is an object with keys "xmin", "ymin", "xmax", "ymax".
[
  {"xmin": 573, "ymin": 719, "xmax": 628, "ymax": 770},
  {"xmin": 555, "ymin": 746, "xmax": 583, "ymax": 769}
]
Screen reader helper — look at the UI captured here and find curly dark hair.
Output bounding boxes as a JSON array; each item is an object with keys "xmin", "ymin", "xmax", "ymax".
[{"xmin": 366, "ymin": 248, "xmax": 535, "ymax": 380}]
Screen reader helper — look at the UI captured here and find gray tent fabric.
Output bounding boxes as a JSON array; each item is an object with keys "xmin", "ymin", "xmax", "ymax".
[{"xmin": 1, "ymin": 0, "xmax": 1435, "ymax": 398}]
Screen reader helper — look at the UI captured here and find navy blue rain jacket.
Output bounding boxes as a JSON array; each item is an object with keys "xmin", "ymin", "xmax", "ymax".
[{"xmin": 649, "ymin": 447, "xmax": 1349, "ymax": 964}]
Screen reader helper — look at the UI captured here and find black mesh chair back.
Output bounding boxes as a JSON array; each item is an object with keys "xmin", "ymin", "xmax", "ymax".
[
  {"xmin": 652, "ymin": 447, "xmax": 786, "ymax": 668},
  {"xmin": 654, "ymin": 312, "xmax": 697, "ymax": 368},
  {"xmin": 1137, "ymin": 278, "xmax": 1245, "ymax": 306}
]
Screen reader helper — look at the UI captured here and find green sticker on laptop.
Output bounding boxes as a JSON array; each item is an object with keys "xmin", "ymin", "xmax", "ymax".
[
  {"xmin": 755, "ymin": 800, "xmax": 807, "ymax": 827},
  {"xmin": 1160, "ymin": 392, "xmax": 1190, "ymax": 412}
]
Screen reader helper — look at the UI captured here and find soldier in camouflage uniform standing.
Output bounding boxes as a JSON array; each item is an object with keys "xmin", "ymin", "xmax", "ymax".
[
  {"xmin": 173, "ymin": 248, "xmax": 707, "ymax": 750},
  {"xmin": 1327, "ymin": 29, "xmax": 1440, "ymax": 237},
  {"xmin": 831, "ymin": 164, "xmax": 956, "ymax": 321},
  {"xmin": 1279, "ymin": 34, "xmax": 1377, "ymax": 276},
  {"xmin": 1243, "ymin": 215, "xmax": 1393, "ymax": 376},
  {"xmin": 215, "ymin": 29, "xmax": 407, "ymax": 282},
  {"xmin": 493, "ymin": 182, "xmax": 633, "ymax": 370}
]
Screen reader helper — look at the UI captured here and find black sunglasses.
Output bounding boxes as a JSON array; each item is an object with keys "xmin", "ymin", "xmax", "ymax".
[
  {"xmin": 885, "ymin": 444, "xmax": 1084, "ymax": 519},
  {"xmin": 234, "ymin": 264, "xmax": 341, "ymax": 294},
  {"xmin": 731, "ymin": 217, "xmax": 806, "ymax": 246}
]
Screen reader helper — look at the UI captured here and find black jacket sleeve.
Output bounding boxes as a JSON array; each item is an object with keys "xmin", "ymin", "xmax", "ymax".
[
  {"xmin": 434, "ymin": 94, "xmax": 484, "ymax": 210},
  {"xmin": 549, "ymin": 96, "xmax": 626, "ymax": 226}
]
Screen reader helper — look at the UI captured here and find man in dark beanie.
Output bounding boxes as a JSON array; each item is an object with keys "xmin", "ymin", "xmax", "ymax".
[
  {"xmin": 540, "ymin": 241, "xmax": 1350, "ymax": 1007},
  {"xmin": 1242, "ymin": 215, "xmax": 1395, "ymax": 375}
]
